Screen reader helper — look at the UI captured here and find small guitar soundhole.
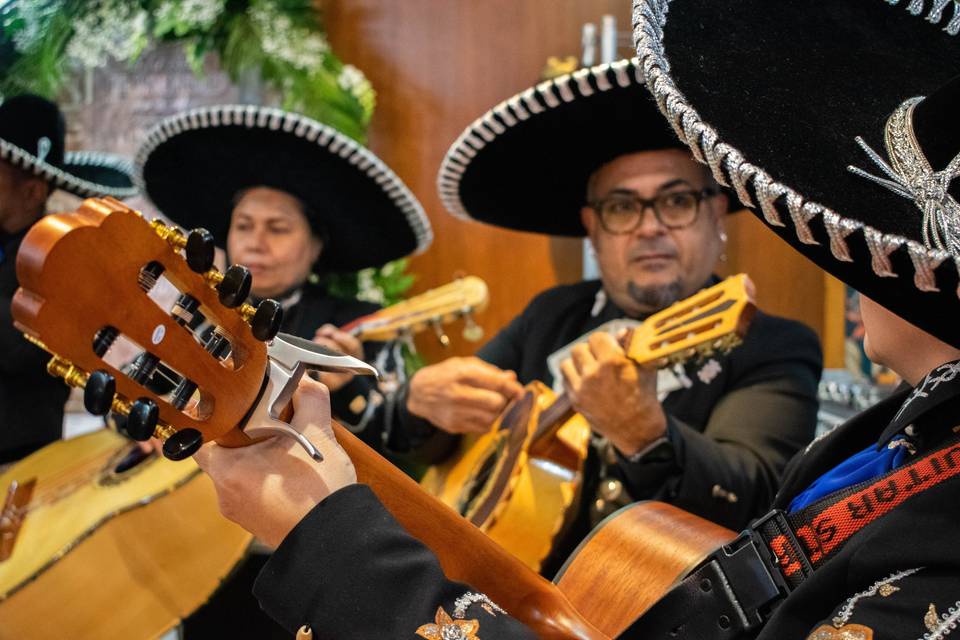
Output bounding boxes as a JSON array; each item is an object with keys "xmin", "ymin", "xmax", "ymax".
[{"xmin": 98, "ymin": 442, "xmax": 156, "ymax": 486}]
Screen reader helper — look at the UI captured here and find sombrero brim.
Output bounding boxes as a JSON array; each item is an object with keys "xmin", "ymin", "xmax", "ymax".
[
  {"xmin": 633, "ymin": 0, "xmax": 960, "ymax": 346},
  {"xmin": 135, "ymin": 105, "xmax": 432, "ymax": 272},
  {"xmin": 438, "ymin": 58, "xmax": 730, "ymax": 238},
  {"xmin": 0, "ymin": 139, "xmax": 136, "ymax": 198},
  {"xmin": 63, "ymin": 151, "xmax": 137, "ymax": 198}
]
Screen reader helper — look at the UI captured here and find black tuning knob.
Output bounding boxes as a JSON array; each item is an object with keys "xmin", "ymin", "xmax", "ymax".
[
  {"xmin": 162, "ymin": 428, "xmax": 204, "ymax": 461},
  {"xmin": 126, "ymin": 398, "xmax": 159, "ymax": 442},
  {"xmin": 84, "ymin": 370, "xmax": 116, "ymax": 416},
  {"xmin": 251, "ymin": 299, "xmax": 283, "ymax": 341},
  {"xmin": 217, "ymin": 265, "xmax": 252, "ymax": 308},
  {"xmin": 185, "ymin": 228, "xmax": 216, "ymax": 273}
]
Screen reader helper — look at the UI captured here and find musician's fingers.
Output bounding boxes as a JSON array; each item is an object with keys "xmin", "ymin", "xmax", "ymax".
[
  {"xmin": 588, "ymin": 331, "xmax": 624, "ymax": 362},
  {"xmin": 290, "ymin": 377, "xmax": 334, "ymax": 441},
  {"xmin": 441, "ymin": 407, "xmax": 501, "ymax": 434},
  {"xmin": 458, "ymin": 359, "xmax": 524, "ymax": 398},
  {"xmin": 570, "ymin": 343, "xmax": 595, "ymax": 374},
  {"xmin": 192, "ymin": 440, "xmax": 215, "ymax": 470},
  {"xmin": 560, "ymin": 358, "xmax": 581, "ymax": 393},
  {"xmin": 457, "ymin": 385, "xmax": 513, "ymax": 414},
  {"xmin": 314, "ymin": 324, "xmax": 363, "ymax": 359}
]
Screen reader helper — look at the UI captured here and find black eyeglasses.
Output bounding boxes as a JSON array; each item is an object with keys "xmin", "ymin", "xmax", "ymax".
[{"xmin": 588, "ymin": 187, "xmax": 719, "ymax": 234}]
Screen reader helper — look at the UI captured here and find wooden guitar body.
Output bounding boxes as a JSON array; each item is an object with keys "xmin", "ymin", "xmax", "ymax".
[
  {"xmin": 420, "ymin": 381, "xmax": 591, "ymax": 570},
  {"xmin": 556, "ymin": 501, "xmax": 736, "ymax": 637},
  {"xmin": 0, "ymin": 429, "xmax": 251, "ymax": 639}
]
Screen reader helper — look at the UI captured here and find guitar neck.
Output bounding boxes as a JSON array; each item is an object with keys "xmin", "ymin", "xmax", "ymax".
[
  {"xmin": 530, "ymin": 392, "xmax": 576, "ymax": 446},
  {"xmin": 332, "ymin": 422, "xmax": 608, "ymax": 640}
]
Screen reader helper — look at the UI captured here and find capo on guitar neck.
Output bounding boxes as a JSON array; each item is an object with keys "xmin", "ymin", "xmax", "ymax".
[{"xmin": 242, "ymin": 332, "xmax": 379, "ymax": 461}]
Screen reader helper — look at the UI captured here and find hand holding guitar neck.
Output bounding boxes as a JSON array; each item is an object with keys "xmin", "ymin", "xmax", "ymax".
[
  {"xmin": 194, "ymin": 377, "xmax": 357, "ymax": 548},
  {"xmin": 560, "ymin": 330, "xmax": 667, "ymax": 457}
]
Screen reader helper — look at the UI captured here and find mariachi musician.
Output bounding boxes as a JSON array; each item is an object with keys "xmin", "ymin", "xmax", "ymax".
[
  {"xmin": 132, "ymin": 104, "xmax": 433, "ymax": 639},
  {"xmin": 198, "ymin": 1, "xmax": 960, "ymax": 637},
  {"xmin": 134, "ymin": 104, "xmax": 433, "ymax": 441},
  {"xmin": 0, "ymin": 94, "xmax": 135, "ymax": 465},
  {"xmin": 377, "ymin": 56, "xmax": 821, "ymax": 573}
]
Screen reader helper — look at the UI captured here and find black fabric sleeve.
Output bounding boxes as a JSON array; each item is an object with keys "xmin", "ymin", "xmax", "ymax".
[
  {"xmin": 617, "ymin": 321, "xmax": 822, "ymax": 530},
  {"xmin": 0, "ymin": 294, "xmax": 50, "ymax": 375},
  {"xmin": 800, "ymin": 566, "xmax": 960, "ymax": 640},
  {"xmin": 253, "ymin": 484, "xmax": 539, "ymax": 640}
]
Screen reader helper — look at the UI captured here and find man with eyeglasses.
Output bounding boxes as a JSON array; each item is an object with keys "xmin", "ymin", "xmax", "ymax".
[{"xmin": 384, "ymin": 61, "xmax": 822, "ymax": 575}]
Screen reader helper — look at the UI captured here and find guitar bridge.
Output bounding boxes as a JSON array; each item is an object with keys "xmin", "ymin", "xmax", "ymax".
[{"xmin": 0, "ymin": 478, "xmax": 36, "ymax": 562}]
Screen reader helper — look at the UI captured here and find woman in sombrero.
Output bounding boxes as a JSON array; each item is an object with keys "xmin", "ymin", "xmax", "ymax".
[
  {"xmin": 135, "ymin": 103, "xmax": 433, "ymax": 437},
  {"xmin": 134, "ymin": 103, "xmax": 433, "ymax": 638},
  {"xmin": 0, "ymin": 93, "xmax": 136, "ymax": 464},
  {"xmin": 194, "ymin": 2, "xmax": 960, "ymax": 638}
]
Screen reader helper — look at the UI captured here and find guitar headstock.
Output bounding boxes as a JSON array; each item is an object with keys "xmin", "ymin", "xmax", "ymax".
[
  {"xmin": 342, "ymin": 275, "xmax": 489, "ymax": 344},
  {"xmin": 626, "ymin": 274, "xmax": 756, "ymax": 368},
  {"xmin": 12, "ymin": 197, "xmax": 282, "ymax": 458}
]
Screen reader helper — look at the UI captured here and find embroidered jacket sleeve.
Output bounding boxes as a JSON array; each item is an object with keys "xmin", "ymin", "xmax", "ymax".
[
  {"xmin": 802, "ymin": 567, "xmax": 960, "ymax": 640},
  {"xmin": 616, "ymin": 315, "xmax": 823, "ymax": 530},
  {"xmin": 253, "ymin": 484, "xmax": 539, "ymax": 639}
]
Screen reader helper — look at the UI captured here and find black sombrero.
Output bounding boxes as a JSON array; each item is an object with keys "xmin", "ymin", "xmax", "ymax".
[
  {"xmin": 632, "ymin": 0, "xmax": 960, "ymax": 347},
  {"xmin": 0, "ymin": 94, "xmax": 136, "ymax": 199},
  {"xmin": 437, "ymin": 58, "xmax": 731, "ymax": 237},
  {"xmin": 134, "ymin": 105, "xmax": 432, "ymax": 272}
]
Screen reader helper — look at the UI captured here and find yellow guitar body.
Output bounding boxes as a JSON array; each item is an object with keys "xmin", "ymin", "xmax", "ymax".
[
  {"xmin": 421, "ymin": 382, "xmax": 591, "ymax": 570},
  {"xmin": 0, "ymin": 429, "xmax": 252, "ymax": 639}
]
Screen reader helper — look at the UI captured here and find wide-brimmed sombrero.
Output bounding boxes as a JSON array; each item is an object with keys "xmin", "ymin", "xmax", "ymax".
[
  {"xmin": 0, "ymin": 94, "xmax": 136, "ymax": 199},
  {"xmin": 134, "ymin": 105, "xmax": 432, "ymax": 272},
  {"xmin": 437, "ymin": 58, "xmax": 733, "ymax": 237},
  {"xmin": 632, "ymin": 0, "xmax": 960, "ymax": 346}
]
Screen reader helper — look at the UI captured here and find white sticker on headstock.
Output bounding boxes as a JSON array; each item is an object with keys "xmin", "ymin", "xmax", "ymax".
[{"xmin": 151, "ymin": 324, "xmax": 166, "ymax": 345}]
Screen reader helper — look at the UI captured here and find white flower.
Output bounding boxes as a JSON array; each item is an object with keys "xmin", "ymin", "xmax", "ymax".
[
  {"xmin": 338, "ymin": 64, "xmax": 373, "ymax": 101},
  {"xmin": 6, "ymin": 0, "xmax": 64, "ymax": 53},
  {"xmin": 156, "ymin": 0, "xmax": 226, "ymax": 31},
  {"xmin": 250, "ymin": 2, "xmax": 329, "ymax": 71},
  {"xmin": 66, "ymin": 0, "xmax": 148, "ymax": 68},
  {"xmin": 356, "ymin": 269, "xmax": 386, "ymax": 305}
]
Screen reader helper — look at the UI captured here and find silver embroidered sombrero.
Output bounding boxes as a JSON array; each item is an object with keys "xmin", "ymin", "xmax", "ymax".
[
  {"xmin": 437, "ymin": 58, "xmax": 727, "ymax": 237},
  {"xmin": 0, "ymin": 95, "xmax": 136, "ymax": 199},
  {"xmin": 632, "ymin": 0, "xmax": 960, "ymax": 345},
  {"xmin": 134, "ymin": 104, "xmax": 432, "ymax": 272}
]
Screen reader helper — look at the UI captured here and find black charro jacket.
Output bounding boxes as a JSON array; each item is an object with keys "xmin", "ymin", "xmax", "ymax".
[
  {"xmin": 253, "ymin": 365, "xmax": 960, "ymax": 639},
  {"xmin": 394, "ymin": 278, "xmax": 822, "ymax": 571},
  {"xmin": 0, "ymin": 230, "xmax": 69, "ymax": 464}
]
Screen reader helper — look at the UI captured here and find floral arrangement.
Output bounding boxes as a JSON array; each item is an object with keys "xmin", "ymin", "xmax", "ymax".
[{"xmin": 0, "ymin": 0, "xmax": 412, "ymax": 305}]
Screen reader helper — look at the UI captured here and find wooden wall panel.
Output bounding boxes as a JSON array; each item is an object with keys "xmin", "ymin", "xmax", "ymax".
[
  {"xmin": 324, "ymin": 1, "xmax": 838, "ymax": 365},
  {"xmin": 324, "ymin": 0, "xmax": 626, "ymax": 361}
]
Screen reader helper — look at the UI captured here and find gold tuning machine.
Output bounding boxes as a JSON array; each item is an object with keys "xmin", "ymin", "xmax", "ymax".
[{"xmin": 45, "ymin": 355, "xmax": 176, "ymax": 442}]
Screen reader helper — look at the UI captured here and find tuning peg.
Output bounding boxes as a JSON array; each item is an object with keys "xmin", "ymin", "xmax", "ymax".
[
  {"xmin": 126, "ymin": 398, "xmax": 159, "ymax": 441},
  {"xmin": 185, "ymin": 228, "xmax": 216, "ymax": 273},
  {"xmin": 461, "ymin": 312, "xmax": 484, "ymax": 342},
  {"xmin": 430, "ymin": 318, "xmax": 450, "ymax": 347},
  {"xmin": 92, "ymin": 326, "xmax": 119, "ymax": 358},
  {"xmin": 162, "ymin": 428, "xmax": 204, "ymax": 461},
  {"xmin": 250, "ymin": 299, "xmax": 283, "ymax": 341},
  {"xmin": 83, "ymin": 370, "xmax": 116, "ymax": 416},
  {"xmin": 217, "ymin": 265, "xmax": 252, "ymax": 308}
]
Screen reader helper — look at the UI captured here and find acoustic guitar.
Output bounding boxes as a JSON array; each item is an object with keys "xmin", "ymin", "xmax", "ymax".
[
  {"xmin": 342, "ymin": 275, "xmax": 488, "ymax": 344},
  {"xmin": 420, "ymin": 275, "xmax": 755, "ymax": 571},
  {"xmin": 7, "ymin": 197, "xmax": 742, "ymax": 639},
  {"xmin": 0, "ymin": 430, "xmax": 252, "ymax": 640}
]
